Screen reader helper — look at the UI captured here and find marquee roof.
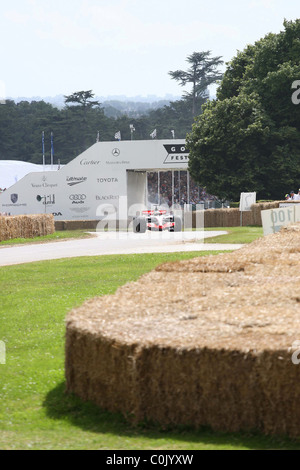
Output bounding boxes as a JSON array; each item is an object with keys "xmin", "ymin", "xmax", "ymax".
[{"xmin": 0, "ymin": 160, "xmax": 61, "ymax": 189}]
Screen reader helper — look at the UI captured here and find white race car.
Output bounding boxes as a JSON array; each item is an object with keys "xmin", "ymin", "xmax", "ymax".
[{"xmin": 133, "ymin": 208, "xmax": 182, "ymax": 233}]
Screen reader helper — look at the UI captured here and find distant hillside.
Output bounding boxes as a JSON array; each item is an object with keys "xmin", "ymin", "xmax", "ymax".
[{"xmin": 8, "ymin": 94, "xmax": 182, "ymax": 118}]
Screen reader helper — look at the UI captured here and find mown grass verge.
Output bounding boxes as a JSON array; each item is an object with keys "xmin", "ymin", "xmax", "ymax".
[
  {"xmin": 204, "ymin": 226, "xmax": 263, "ymax": 244},
  {"xmin": 0, "ymin": 230, "xmax": 94, "ymax": 246},
  {"xmin": 1, "ymin": 249, "xmax": 300, "ymax": 450}
]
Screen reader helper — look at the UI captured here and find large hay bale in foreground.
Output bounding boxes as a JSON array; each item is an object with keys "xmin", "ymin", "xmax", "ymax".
[
  {"xmin": 65, "ymin": 224, "xmax": 300, "ymax": 437},
  {"xmin": 0, "ymin": 214, "xmax": 55, "ymax": 242}
]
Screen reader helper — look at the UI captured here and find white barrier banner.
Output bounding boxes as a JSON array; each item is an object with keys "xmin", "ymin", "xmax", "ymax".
[
  {"xmin": 261, "ymin": 205, "xmax": 300, "ymax": 235},
  {"xmin": 239, "ymin": 192, "xmax": 256, "ymax": 211}
]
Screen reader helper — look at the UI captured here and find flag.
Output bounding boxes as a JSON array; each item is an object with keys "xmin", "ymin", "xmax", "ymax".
[
  {"xmin": 96, "ymin": 131, "xmax": 100, "ymax": 142},
  {"xmin": 171, "ymin": 130, "xmax": 175, "ymax": 139},
  {"xmin": 130, "ymin": 124, "xmax": 135, "ymax": 140},
  {"xmin": 114, "ymin": 131, "xmax": 121, "ymax": 141},
  {"xmin": 150, "ymin": 129, "xmax": 157, "ymax": 139}
]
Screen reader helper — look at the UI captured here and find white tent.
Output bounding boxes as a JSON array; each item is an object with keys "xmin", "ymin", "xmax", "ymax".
[{"xmin": 0, "ymin": 160, "xmax": 61, "ymax": 189}]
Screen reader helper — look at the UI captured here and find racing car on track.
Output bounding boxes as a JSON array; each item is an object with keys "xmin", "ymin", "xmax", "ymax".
[{"xmin": 132, "ymin": 207, "xmax": 182, "ymax": 233}]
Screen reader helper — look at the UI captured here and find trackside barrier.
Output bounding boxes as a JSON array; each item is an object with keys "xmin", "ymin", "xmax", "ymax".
[{"xmin": 261, "ymin": 204, "xmax": 300, "ymax": 235}]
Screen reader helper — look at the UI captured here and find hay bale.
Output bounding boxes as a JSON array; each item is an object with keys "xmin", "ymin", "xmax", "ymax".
[
  {"xmin": 0, "ymin": 214, "xmax": 54, "ymax": 242},
  {"xmin": 251, "ymin": 201, "xmax": 281, "ymax": 225},
  {"xmin": 65, "ymin": 222, "xmax": 300, "ymax": 437}
]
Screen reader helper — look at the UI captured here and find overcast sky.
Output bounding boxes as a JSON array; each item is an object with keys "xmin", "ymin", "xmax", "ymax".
[{"xmin": 1, "ymin": 0, "xmax": 299, "ymax": 100}]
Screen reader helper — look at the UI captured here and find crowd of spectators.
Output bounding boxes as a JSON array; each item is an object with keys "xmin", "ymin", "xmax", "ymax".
[
  {"xmin": 285, "ymin": 189, "xmax": 300, "ymax": 201},
  {"xmin": 147, "ymin": 171, "xmax": 219, "ymax": 207}
]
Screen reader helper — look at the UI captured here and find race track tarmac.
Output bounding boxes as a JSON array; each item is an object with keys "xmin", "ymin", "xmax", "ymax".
[{"xmin": 0, "ymin": 230, "xmax": 243, "ymax": 267}]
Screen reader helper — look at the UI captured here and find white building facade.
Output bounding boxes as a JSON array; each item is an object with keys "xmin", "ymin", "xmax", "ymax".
[{"xmin": 0, "ymin": 140, "xmax": 189, "ymax": 221}]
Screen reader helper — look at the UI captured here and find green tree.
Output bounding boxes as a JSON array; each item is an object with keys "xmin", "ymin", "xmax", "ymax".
[
  {"xmin": 64, "ymin": 90, "xmax": 100, "ymax": 112},
  {"xmin": 64, "ymin": 90, "xmax": 101, "ymax": 151},
  {"xmin": 187, "ymin": 20, "xmax": 300, "ymax": 201},
  {"xmin": 169, "ymin": 51, "xmax": 223, "ymax": 117}
]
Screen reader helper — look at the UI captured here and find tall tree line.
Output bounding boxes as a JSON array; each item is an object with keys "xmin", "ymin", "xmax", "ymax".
[
  {"xmin": 187, "ymin": 20, "xmax": 300, "ymax": 201},
  {"xmin": 0, "ymin": 96, "xmax": 196, "ymax": 164},
  {"xmin": 0, "ymin": 51, "xmax": 223, "ymax": 165}
]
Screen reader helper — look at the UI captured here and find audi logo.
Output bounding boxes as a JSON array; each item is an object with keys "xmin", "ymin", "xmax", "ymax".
[{"xmin": 69, "ymin": 194, "xmax": 86, "ymax": 201}]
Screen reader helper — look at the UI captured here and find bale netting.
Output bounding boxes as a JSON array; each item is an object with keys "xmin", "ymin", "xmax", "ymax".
[
  {"xmin": 65, "ymin": 223, "xmax": 300, "ymax": 438},
  {"xmin": 0, "ymin": 214, "xmax": 55, "ymax": 242}
]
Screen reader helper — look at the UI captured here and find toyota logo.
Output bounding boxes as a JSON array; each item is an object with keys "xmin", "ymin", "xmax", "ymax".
[{"xmin": 69, "ymin": 194, "xmax": 86, "ymax": 201}]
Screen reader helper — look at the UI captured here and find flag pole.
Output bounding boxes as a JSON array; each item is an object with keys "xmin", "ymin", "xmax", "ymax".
[
  {"xmin": 50, "ymin": 132, "xmax": 54, "ymax": 170},
  {"xmin": 42, "ymin": 131, "xmax": 45, "ymax": 171}
]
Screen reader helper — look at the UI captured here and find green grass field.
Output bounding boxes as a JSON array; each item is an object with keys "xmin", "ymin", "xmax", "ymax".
[
  {"xmin": 204, "ymin": 226, "xmax": 263, "ymax": 244},
  {"xmin": 0, "ymin": 226, "xmax": 264, "ymax": 247},
  {"xmin": 1, "ymin": 228, "xmax": 300, "ymax": 450},
  {"xmin": 0, "ymin": 230, "xmax": 94, "ymax": 246}
]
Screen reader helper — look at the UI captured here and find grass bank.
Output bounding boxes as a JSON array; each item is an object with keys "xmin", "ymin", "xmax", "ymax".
[
  {"xmin": 204, "ymin": 226, "xmax": 263, "ymax": 244},
  {"xmin": 0, "ymin": 248, "xmax": 299, "ymax": 450},
  {"xmin": 0, "ymin": 226, "xmax": 264, "ymax": 248},
  {"xmin": 0, "ymin": 230, "xmax": 94, "ymax": 246}
]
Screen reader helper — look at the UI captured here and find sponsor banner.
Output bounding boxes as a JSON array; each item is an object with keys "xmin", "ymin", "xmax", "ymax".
[
  {"xmin": 2, "ymin": 203, "xmax": 27, "ymax": 208},
  {"xmin": 97, "ymin": 178, "xmax": 119, "ymax": 183},
  {"xmin": 80, "ymin": 159, "xmax": 101, "ymax": 166},
  {"xmin": 2, "ymin": 193, "xmax": 27, "ymax": 207},
  {"xmin": 31, "ymin": 176, "xmax": 58, "ymax": 189},
  {"xmin": 69, "ymin": 194, "xmax": 87, "ymax": 204},
  {"xmin": 96, "ymin": 195, "xmax": 120, "ymax": 201},
  {"xmin": 106, "ymin": 160, "xmax": 130, "ymax": 165},
  {"xmin": 239, "ymin": 192, "xmax": 256, "ymax": 211},
  {"xmin": 163, "ymin": 144, "xmax": 189, "ymax": 164},
  {"xmin": 69, "ymin": 207, "xmax": 91, "ymax": 214},
  {"xmin": 66, "ymin": 176, "xmax": 87, "ymax": 186},
  {"xmin": 261, "ymin": 205, "xmax": 300, "ymax": 235},
  {"xmin": 36, "ymin": 194, "xmax": 56, "ymax": 205}
]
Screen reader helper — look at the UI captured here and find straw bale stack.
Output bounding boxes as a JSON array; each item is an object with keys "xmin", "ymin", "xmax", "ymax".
[
  {"xmin": 191, "ymin": 201, "xmax": 283, "ymax": 228},
  {"xmin": 65, "ymin": 223, "xmax": 300, "ymax": 437},
  {"xmin": 251, "ymin": 201, "xmax": 281, "ymax": 226},
  {"xmin": 0, "ymin": 214, "xmax": 55, "ymax": 242}
]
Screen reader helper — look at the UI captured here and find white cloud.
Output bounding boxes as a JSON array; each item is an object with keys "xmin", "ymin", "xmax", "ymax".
[
  {"xmin": 5, "ymin": 0, "xmax": 238, "ymax": 53},
  {"xmin": 1, "ymin": 0, "xmax": 300, "ymax": 98},
  {"xmin": 4, "ymin": 10, "xmax": 31, "ymax": 24},
  {"xmin": 249, "ymin": 0, "xmax": 276, "ymax": 7}
]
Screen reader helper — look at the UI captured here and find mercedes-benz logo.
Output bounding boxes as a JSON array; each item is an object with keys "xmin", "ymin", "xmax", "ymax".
[{"xmin": 112, "ymin": 148, "xmax": 120, "ymax": 157}]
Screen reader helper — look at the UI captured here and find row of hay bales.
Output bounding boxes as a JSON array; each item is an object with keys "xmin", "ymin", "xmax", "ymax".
[
  {"xmin": 192, "ymin": 201, "xmax": 282, "ymax": 228},
  {"xmin": 0, "ymin": 214, "xmax": 55, "ymax": 242}
]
